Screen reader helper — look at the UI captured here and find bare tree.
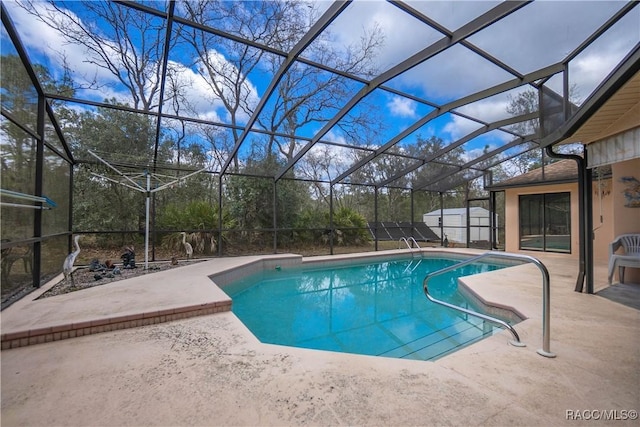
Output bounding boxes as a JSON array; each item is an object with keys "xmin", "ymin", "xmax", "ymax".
[
  {"xmin": 296, "ymin": 144, "xmax": 366, "ymax": 206},
  {"xmin": 18, "ymin": 0, "xmax": 174, "ymax": 111},
  {"xmin": 178, "ymin": 0, "xmax": 310, "ymax": 172},
  {"xmin": 257, "ymin": 23, "xmax": 385, "ymax": 163},
  {"xmin": 503, "ymin": 89, "xmax": 543, "ymax": 175},
  {"xmin": 179, "ymin": 0, "xmax": 385, "ymax": 171},
  {"xmin": 502, "ymin": 85, "xmax": 581, "ymax": 175}
]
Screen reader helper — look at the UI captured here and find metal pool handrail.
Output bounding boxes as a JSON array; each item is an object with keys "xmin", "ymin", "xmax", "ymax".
[
  {"xmin": 422, "ymin": 251, "xmax": 556, "ymax": 358},
  {"xmin": 424, "ymin": 278, "xmax": 526, "ymax": 348},
  {"xmin": 398, "ymin": 237, "xmax": 421, "ymax": 249}
]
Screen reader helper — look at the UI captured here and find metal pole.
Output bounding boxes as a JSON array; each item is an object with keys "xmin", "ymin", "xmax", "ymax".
[
  {"xmin": 466, "ymin": 183, "xmax": 471, "ymax": 248},
  {"xmin": 145, "ymin": 172, "xmax": 150, "ymax": 270},
  {"xmin": 424, "ymin": 279, "xmax": 524, "ymax": 346},
  {"xmin": 439, "ymin": 192, "xmax": 444, "ymax": 246},
  {"xmin": 584, "ymin": 149, "xmax": 594, "ymax": 294},
  {"xmin": 218, "ymin": 175, "xmax": 223, "ymax": 257},
  {"xmin": 33, "ymin": 93, "xmax": 45, "ymax": 288},
  {"xmin": 0, "ymin": 202, "xmax": 51, "ymax": 210},
  {"xmin": 374, "ymin": 187, "xmax": 379, "ymax": 251},
  {"xmin": 410, "ymin": 189, "xmax": 415, "ymax": 244},
  {"xmin": 273, "ymin": 179, "xmax": 277, "ymax": 254},
  {"xmin": 422, "ymin": 251, "xmax": 556, "ymax": 357},
  {"xmin": 151, "ymin": 192, "xmax": 156, "ymax": 262},
  {"xmin": 329, "ymin": 184, "xmax": 334, "ymax": 255},
  {"xmin": 0, "ymin": 189, "xmax": 54, "ymax": 205},
  {"xmin": 489, "ymin": 191, "xmax": 498, "ymax": 250}
]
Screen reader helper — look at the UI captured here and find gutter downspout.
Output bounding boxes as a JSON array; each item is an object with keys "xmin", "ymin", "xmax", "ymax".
[{"xmin": 545, "ymin": 146, "xmax": 593, "ymax": 293}]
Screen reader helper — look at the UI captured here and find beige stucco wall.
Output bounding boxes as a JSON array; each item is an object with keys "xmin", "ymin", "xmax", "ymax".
[
  {"xmin": 612, "ymin": 158, "xmax": 640, "ymax": 234},
  {"xmin": 591, "ymin": 176, "xmax": 615, "ymax": 262},
  {"xmin": 502, "ymin": 157, "xmax": 639, "ymax": 282},
  {"xmin": 611, "ymin": 157, "xmax": 640, "ymax": 282},
  {"xmin": 504, "ymin": 182, "xmax": 580, "ymax": 257},
  {"xmin": 504, "ymin": 180, "xmax": 615, "ymax": 263}
]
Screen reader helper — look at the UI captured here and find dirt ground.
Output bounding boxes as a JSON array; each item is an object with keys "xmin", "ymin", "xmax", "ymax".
[
  {"xmin": 3, "ymin": 241, "xmax": 425, "ymax": 308},
  {"xmin": 38, "ymin": 258, "xmax": 205, "ymax": 299},
  {"xmin": 36, "ymin": 242, "xmax": 385, "ymax": 300}
]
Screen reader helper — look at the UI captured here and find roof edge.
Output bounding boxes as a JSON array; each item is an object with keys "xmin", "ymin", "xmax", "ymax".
[
  {"xmin": 487, "ymin": 178, "xmax": 577, "ymax": 191},
  {"xmin": 541, "ymin": 44, "xmax": 640, "ymax": 148}
]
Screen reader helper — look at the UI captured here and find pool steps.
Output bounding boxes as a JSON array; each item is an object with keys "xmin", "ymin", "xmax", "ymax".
[{"xmin": 422, "ymin": 251, "xmax": 556, "ymax": 358}]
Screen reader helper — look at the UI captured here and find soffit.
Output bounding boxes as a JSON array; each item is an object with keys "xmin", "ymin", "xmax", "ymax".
[{"xmin": 560, "ymin": 70, "xmax": 640, "ymax": 145}]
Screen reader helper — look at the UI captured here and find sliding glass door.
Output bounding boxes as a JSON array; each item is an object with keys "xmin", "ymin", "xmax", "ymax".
[{"xmin": 519, "ymin": 192, "xmax": 571, "ymax": 253}]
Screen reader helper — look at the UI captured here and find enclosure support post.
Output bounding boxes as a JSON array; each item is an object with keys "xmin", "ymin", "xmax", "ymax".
[
  {"xmin": 151, "ymin": 192, "xmax": 156, "ymax": 262},
  {"xmin": 273, "ymin": 179, "xmax": 277, "ymax": 254},
  {"xmin": 218, "ymin": 175, "xmax": 223, "ymax": 257},
  {"xmin": 68, "ymin": 158, "xmax": 74, "ymax": 254},
  {"xmin": 410, "ymin": 190, "xmax": 415, "ymax": 243},
  {"xmin": 465, "ymin": 183, "xmax": 471, "ymax": 248},
  {"xmin": 439, "ymin": 192, "xmax": 444, "ymax": 246},
  {"xmin": 489, "ymin": 191, "xmax": 497, "ymax": 250},
  {"xmin": 374, "ymin": 187, "xmax": 379, "ymax": 251},
  {"xmin": 144, "ymin": 172, "xmax": 150, "ymax": 270},
  {"xmin": 33, "ymin": 92, "xmax": 45, "ymax": 287},
  {"xmin": 329, "ymin": 184, "xmax": 334, "ymax": 255},
  {"xmin": 584, "ymin": 149, "xmax": 594, "ymax": 294}
]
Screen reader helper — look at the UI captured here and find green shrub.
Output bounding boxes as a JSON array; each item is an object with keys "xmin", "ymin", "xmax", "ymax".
[
  {"xmin": 330, "ymin": 207, "xmax": 370, "ymax": 246},
  {"xmin": 156, "ymin": 200, "xmax": 235, "ymax": 255}
]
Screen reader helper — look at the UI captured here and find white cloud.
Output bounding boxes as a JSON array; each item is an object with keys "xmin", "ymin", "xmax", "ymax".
[
  {"xmin": 323, "ymin": 129, "xmax": 348, "ymax": 146},
  {"xmin": 6, "ymin": 1, "xmax": 123, "ymax": 88},
  {"xmin": 569, "ymin": 41, "xmax": 634, "ymax": 104},
  {"xmin": 466, "ymin": 1, "xmax": 629, "ymax": 75},
  {"xmin": 198, "ymin": 50, "xmax": 260, "ymax": 123},
  {"xmin": 5, "ymin": 1, "xmax": 262, "ymax": 125},
  {"xmin": 455, "ymin": 98, "xmax": 511, "ymax": 125},
  {"xmin": 386, "ymin": 96, "xmax": 417, "ymax": 119},
  {"xmin": 328, "ymin": 0, "xmax": 441, "ymax": 74},
  {"xmin": 163, "ymin": 60, "xmax": 224, "ymax": 123},
  {"xmin": 302, "ymin": 136, "xmax": 356, "ymax": 182},
  {"xmin": 325, "ymin": 0, "xmax": 637, "ymax": 107},
  {"xmin": 445, "ymin": 85, "xmax": 533, "ymax": 143},
  {"xmin": 462, "ymin": 145, "xmax": 498, "ymax": 164},
  {"xmin": 6, "ymin": 0, "xmax": 637, "ymax": 151},
  {"xmin": 442, "ymin": 115, "xmax": 483, "ymax": 142},
  {"xmin": 323, "ymin": 1, "xmax": 510, "ymax": 97}
]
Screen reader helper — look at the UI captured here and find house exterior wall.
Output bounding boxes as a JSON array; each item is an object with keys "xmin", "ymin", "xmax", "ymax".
[
  {"xmin": 611, "ymin": 157, "xmax": 640, "ymax": 282},
  {"xmin": 502, "ymin": 157, "xmax": 639, "ymax": 282},
  {"xmin": 505, "ymin": 180, "xmax": 616, "ymax": 263},
  {"xmin": 504, "ymin": 182, "xmax": 580, "ymax": 257},
  {"xmin": 592, "ymin": 176, "xmax": 614, "ymax": 263}
]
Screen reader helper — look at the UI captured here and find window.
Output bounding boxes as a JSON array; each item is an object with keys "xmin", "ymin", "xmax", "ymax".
[{"xmin": 519, "ymin": 192, "xmax": 571, "ymax": 253}]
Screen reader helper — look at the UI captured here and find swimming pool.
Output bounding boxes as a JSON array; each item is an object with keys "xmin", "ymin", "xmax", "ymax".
[{"xmin": 223, "ymin": 255, "xmax": 520, "ymax": 361}]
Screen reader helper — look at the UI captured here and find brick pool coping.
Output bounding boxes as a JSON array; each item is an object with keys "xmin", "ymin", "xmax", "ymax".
[{"xmin": 1, "ymin": 301, "xmax": 231, "ymax": 349}]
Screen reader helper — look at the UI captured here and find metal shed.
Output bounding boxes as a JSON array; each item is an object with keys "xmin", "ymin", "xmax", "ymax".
[{"xmin": 423, "ymin": 207, "xmax": 497, "ymax": 244}]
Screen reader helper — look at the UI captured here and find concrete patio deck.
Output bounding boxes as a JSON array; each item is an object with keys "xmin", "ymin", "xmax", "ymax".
[{"xmin": 1, "ymin": 249, "xmax": 638, "ymax": 426}]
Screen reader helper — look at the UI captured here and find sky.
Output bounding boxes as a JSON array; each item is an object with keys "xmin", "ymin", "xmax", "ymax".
[{"xmin": 2, "ymin": 0, "xmax": 639, "ymax": 180}]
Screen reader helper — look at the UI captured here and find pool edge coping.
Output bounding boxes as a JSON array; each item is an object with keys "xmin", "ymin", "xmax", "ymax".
[
  {"xmin": 218, "ymin": 249, "xmax": 531, "ymax": 361},
  {"xmin": 2, "ymin": 249, "xmax": 529, "ymax": 354}
]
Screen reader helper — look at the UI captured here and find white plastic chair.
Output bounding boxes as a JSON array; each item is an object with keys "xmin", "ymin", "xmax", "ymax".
[{"xmin": 608, "ymin": 234, "xmax": 640, "ymax": 284}]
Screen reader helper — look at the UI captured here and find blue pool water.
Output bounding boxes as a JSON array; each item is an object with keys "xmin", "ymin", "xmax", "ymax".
[{"xmin": 224, "ymin": 256, "xmax": 516, "ymax": 361}]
